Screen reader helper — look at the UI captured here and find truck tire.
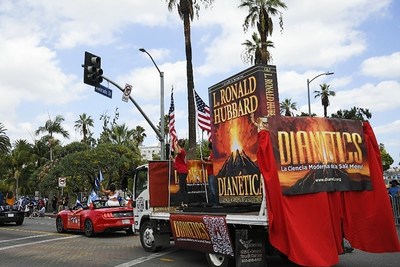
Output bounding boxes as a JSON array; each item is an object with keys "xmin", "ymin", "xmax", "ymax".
[
  {"xmin": 205, "ymin": 253, "xmax": 234, "ymax": 267},
  {"xmin": 140, "ymin": 220, "xmax": 161, "ymax": 252}
]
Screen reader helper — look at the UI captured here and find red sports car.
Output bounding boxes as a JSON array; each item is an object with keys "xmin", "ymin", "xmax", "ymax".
[{"xmin": 56, "ymin": 200, "xmax": 134, "ymax": 237}]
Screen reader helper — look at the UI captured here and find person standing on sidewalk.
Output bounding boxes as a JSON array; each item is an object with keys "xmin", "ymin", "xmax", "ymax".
[{"xmin": 51, "ymin": 195, "xmax": 58, "ymax": 214}]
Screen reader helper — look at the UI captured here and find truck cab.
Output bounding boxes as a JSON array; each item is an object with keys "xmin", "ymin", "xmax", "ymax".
[{"xmin": 132, "ymin": 160, "xmax": 271, "ymax": 267}]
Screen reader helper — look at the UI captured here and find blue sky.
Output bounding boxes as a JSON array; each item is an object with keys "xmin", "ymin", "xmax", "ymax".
[{"xmin": 0, "ymin": 0, "xmax": 399, "ymax": 167}]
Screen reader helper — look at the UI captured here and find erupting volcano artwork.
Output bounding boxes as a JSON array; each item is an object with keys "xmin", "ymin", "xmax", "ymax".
[
  {"xmin": 208, "ymin": 65, "xmax": 279, "ymax": 203},
  {"xmin": 268, "ymin": 116, "xmax": 372, "ymax": 195}
]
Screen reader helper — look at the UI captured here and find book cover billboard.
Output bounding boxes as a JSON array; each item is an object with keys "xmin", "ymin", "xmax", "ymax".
[
  {"xmin": 208, "ymin": 65, "xmax": 279, "ymax": 203},
  {"xmin": 268, "ymin": 116, "xmax": 372, "ymax": 195}
]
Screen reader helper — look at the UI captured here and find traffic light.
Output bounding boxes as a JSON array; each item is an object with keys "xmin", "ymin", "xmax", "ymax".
[{"xmin": 83, "ymin": 51, "xmax": 103, "ymax": 86}]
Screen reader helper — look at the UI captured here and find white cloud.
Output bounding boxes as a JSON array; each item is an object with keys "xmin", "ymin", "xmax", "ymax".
[
  {"xmin": 360, "ymin": 52, "xmax": 400, "ymax": 79},
  {"xmin": 331, "ymin": 80, "xmax": 400, "ymax": 113}
]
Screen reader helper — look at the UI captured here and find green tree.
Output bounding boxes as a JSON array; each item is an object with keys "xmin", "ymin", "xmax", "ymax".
[
  {"xmin": 108, "ymin": 124, "xmax": 135, "ymax": 146},
  {"xmin": 35, "ymin": 115, "xmax": 70, "ymax": 161},
  {"xmin": 280, "ymin": 98, "xmax": 297, "ymax": 116},
  {"xmin": 330, "ymin": 107, "xmax": 372, "ymax": 121},
  {"xmin": 380, "ymin": 143, "xmax": 393, "ymax": 171},
  {"xmin": 166, "ymin": 0, "xmax": 214, "ymax": 159},
  {"xmin": 313, "ymin": 83, "xmax": 336, "ymax": 118},
  {"xmin": 74, "ymin": 113, "xmax": 94, "ymax": 144},
  {"xmin": 0, "ymin": 123, "xmax": 11, "ymax": 154},
  {"xmin": 37, "ymin": 143, "xmax": 142, "ymax": 196},
  {"xmin": 10, "ymin": 139, "xmax": 35, "ymax": 198},
  {"xmin": 239, "ymin": 0, "xmax": 287, "ymax": 64}
]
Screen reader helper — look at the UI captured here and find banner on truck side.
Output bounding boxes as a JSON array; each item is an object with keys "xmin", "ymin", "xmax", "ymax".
[
  {"xmin": 148, "ymin": 160, "xmax": 210, "ymax": 207},
  {"xmin": 268, "ymin": 116, "xmax": 372, "ymax": 195},
  {"xmin": 170, "ymin": 214, "xmax": 234, "ymax": 256}
]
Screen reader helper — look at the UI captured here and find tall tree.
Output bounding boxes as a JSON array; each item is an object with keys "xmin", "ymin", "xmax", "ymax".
[
  {"xmin": 35, "ymin": 115, "xmax": 70, "ymax": 161},
  {"xmin": 74, "ymin": 113, "xmax": 94, "ymax": 144},
  {"xmin": 10, "ymin": 139, "xmax": 34, "ymax": 198},
  {"xmin": 313, "ymin": 83, "xmax": 336, "ymax": 117},
  {"xmin": 166, "ymin": 0, "xmax": 214, "ymax": 159},
  {"xmin": 241, "ymin": 32, "xmax": 274, "ymax": 65},
  {"xmin": 0, "ymin": 123, "xmax": 11, "ymax": 154},
  {"xmin": 132, "ymin": 126, "xmax": 147, "ymax": 146},
  {"xmin": 239, "ymin": 0, "xmax": 287, "ymax": 64},
  {"xmin": 280, "ymin": 98, "xmax": 297, "ymax": 116}
]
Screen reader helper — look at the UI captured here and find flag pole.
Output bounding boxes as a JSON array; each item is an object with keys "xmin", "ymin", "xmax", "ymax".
[
  {"xmin": 167, "ymin": 86, "xmax": 176, "ymax": 207},
  {"xmin": 194, "ymin": 88, "xmax": 209, "ymax": 203}
]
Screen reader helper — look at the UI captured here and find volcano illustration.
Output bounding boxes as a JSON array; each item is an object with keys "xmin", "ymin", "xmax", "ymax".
[
  {"xmin": 217, "ymin": 149, "xmax": 259, "ymax": 177},
  {"xmin": 284, "ymin": 166, "xmax": 372, "ymax": 195}
]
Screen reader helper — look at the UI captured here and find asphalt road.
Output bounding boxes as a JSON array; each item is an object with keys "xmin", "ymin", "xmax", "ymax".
[{"xmin": 0, "ymin": 216, "xmax": 399, "ymax": 267}]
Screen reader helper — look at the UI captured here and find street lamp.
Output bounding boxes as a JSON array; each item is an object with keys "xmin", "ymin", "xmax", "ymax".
[
  {"xmin": 139, "ymin": 48, "xmax": 165, "ymax": 160},
  {"xmin": 307, "ymin": 71, "xmax": 334, "ymax": 116}
]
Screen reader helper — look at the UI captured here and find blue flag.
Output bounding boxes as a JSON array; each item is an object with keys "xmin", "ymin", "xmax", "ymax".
[
  {"xmin": 99, "ymin": 170, "xmax": 104, "ymax": 183},
  {"xmin": 94, "ymin": 175, "xmax": 100, "ymax": 191},
  {"xmin": 88, "ymin": 189, "xmax": 98, "ymax": 204}
]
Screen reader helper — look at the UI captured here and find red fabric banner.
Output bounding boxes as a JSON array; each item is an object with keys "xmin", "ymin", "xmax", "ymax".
[{"xmin": 257, "ymin": 122, "xmax": 400, "ymax": 267}]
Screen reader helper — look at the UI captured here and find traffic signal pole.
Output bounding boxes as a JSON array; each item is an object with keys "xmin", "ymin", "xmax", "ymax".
[
  {"xmin": 82, "ymin": 51, "xmax": 165, "ymax": 159},
  {"xmin": 101, "ymin": 75, "xmax": 164, "ymax": 146}
]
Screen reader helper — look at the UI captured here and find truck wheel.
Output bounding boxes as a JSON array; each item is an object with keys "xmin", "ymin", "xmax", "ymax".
[
  {"xmin": 205, "ymin": 253, "xmax": 234, "ymax": 267},
  {"xmin": 140, "ymin": 220, "xmax": 161, "ymax": 252}
]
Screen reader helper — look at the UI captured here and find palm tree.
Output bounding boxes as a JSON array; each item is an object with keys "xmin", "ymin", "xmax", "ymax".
[
  {"xmin": 109, "ymin": 123, "xmax": 135, "ymax": 146},
  {"xmin": 242, "ymin": 32, "xmax": 275, "ymax": 65},
  {"xmin": 0, "ymin": 123, "xmax": 11, "ymax": 154},
  {"xmin": 280, "ymin": 98, "xmax": 297, "ymax": 116},
  {"xmin": 313, "ymin": 83, "xmax": 336, "ymax": 117},
  {"xmin": 11, "ymin": 139, "xmax": 34, "ymax": 198},
  {"xmin": 35, "ymin": 114, "xmax": 70, "ymax": 161},
  {"xmin": 74, "ymin": 113, "xmax": 94, "ymax": 144},
  {"xmin": 132, "ymin": 126, "xmax": 147, "ymax": 146},
  {"xmin": 166, "ymin": 0, "xmax": 214, "ymax": 159},
  {"xmin": 239, "ymin": 0, "xmax": 287, "ymax": 64}
]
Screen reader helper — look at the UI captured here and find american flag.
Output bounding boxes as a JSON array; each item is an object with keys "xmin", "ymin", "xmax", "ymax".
[
  {"xmin": 194, "ymin": 90, "xmax": 211, "ymax": 140},
  {"xmin": 168, "ymin": 88, "xmax": 178, "ymax": 149}
]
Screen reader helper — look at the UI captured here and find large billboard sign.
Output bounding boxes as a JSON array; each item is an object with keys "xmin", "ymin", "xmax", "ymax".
[
  {"xmin": 208, "ymin": 65, "xmax": 279, "ymax": 203},
  {"xmin": 268, "ymin": 116, "xmax": 372, "ymax": 195}
]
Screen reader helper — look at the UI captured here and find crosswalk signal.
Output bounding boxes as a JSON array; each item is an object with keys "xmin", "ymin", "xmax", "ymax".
[{"xmin": 83, "ymin": 51, "xmax": 103, "ymax": 86}]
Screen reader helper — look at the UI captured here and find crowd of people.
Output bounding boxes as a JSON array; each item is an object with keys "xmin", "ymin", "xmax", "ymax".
[{"xmin": 388, "ymin": 179, "xmax": 400, "ymax": 198}]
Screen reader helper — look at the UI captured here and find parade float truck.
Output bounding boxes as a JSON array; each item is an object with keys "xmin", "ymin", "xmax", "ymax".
[{"xmin": 131, "ymin": 65, "xmax": 400, "ymax": 267}]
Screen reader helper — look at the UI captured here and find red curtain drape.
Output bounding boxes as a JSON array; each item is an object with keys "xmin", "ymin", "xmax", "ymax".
[{"xmin": 257, "ymin": 122, "xmax": 400, "ymax": 267}]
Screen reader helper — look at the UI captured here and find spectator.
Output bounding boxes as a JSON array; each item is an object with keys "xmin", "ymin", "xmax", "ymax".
[
  {"xmin": 51, "ymin": 195, "xmax": 58, "ymax": 214},
  {"xmin": 171, "ymin": 139, "xmax": 189, "ymax": 205},
  {"xmin": 39, "ymin": 206, "xmax": 46, "ymax": 217},
  {"xmin": 44, "ymin": 195, "xmax": 49, "ymax": 210},
  {"xmin": 62, "ymin": 194, "xmax": 69, "ymax": 209},
  {"xmin": 38, "ymin": 198, "xmax": 45, "ymax": 209},
  {"xmin": 388, "ymin": 180, "xmax": 400, "ymax": 197},
  {"xmin": 0, "ymin": 191, "xmax": 3, "ymax": 206}
]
